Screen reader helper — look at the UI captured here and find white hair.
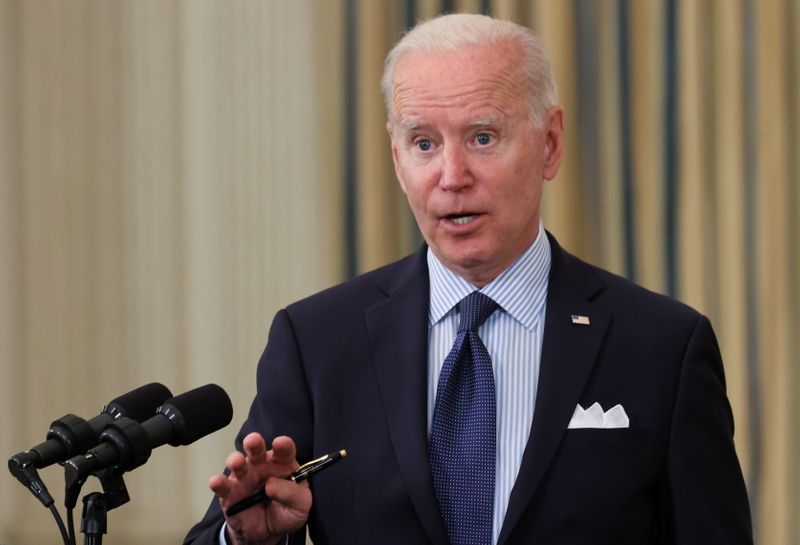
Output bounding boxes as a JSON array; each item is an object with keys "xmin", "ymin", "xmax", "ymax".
[{"xmin": 381, "ymin": 13, "xmax": 559, "ymax": 127}]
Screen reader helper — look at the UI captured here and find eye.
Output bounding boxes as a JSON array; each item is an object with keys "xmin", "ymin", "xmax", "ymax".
[
  {"xmin": 475, "ymin": 132, "xmax": 493, "ymax": 145},
  {"xmin": 415, "ymin": 138, "xmax": 432, "ymax": 151}
]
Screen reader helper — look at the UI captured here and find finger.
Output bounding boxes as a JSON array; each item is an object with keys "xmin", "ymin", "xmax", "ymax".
[
  {"xmin": 243, "ymin": 432, "xmax": 268, "ymax": 465},
  {"xmin": 267, "ymin": 436, "xmax": 298, "ymax": 468},
  {"xmin": 209, "ymin": 475, "xmax": 231, "ymax": 497},
  {"xmin": 226, "ymin": 450, "xmax": 248, "ymax": 480},
  {"xmin": 265, "ymin": 476, "xmax": 312, "ymax": 512}
]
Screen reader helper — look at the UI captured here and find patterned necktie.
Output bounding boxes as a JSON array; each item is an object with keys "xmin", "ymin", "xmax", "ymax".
[{"xmin": 429, "ymin": 291, "xmax": 499, "ymax": 545}]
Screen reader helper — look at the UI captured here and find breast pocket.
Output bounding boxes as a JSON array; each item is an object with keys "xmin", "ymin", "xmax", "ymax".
[
  {"xmin": 542, "ymin": 427, "xmax": 657, "ymax": 530},
  {"xmin": 561, "ymin": 427, "xmax": 648, "ymax": 446},
  {"xmin": 553, "ymin": 427, "xmax": 655, "ymax": 508}
]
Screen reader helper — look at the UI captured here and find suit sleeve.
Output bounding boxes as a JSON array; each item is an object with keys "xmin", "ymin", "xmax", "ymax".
[
  {"xmin": 183, "ymin": 309, "xmax": 313, "ymax": 545},
  {"xmin": 663, "ymin": 314, "xmax": 753, "ymax": 544}
]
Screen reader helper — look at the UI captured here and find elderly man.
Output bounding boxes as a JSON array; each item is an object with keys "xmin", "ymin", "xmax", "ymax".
[{"xmin": 185, "ymin": 13, "xmax": 752, "ymax": 545}]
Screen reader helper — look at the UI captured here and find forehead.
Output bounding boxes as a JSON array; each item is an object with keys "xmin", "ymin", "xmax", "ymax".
[{"xmin": 391, "ymin": 42, "xmax": 530, "ymax": 126}]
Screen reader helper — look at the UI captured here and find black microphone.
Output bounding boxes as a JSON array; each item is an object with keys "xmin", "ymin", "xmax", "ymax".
[
  {"xmin": 64, "ymin": 384, "xmax": 233, "ymax": 485},
  {"xmin": 8, "ymin": 382, "xmax": 173, "ymax": 507},
  {"xmin": 9, "ymin": 382, "xmax": 173, "ymax": 471}
]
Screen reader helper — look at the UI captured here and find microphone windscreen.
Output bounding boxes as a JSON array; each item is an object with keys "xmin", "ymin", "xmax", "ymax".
[
  {"xmin": 106, "ymin": 383, "xmax": 173, "ymax": 421},
  {"xmin": 162, "ymin": 384, "xmax": 233, "ymax": 445}
]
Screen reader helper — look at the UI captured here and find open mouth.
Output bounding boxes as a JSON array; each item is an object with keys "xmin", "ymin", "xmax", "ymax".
[{"xmin": 447, "ymin": 214, "xmax": 477, "ymax": 225}]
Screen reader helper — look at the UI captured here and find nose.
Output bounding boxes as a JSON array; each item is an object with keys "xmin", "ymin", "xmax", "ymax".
[{"xmin": 438, "ymin": 143, "xmax": 473, "ymax": 191}]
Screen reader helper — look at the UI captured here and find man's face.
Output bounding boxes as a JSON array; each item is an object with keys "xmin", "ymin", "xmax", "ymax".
[{"xmin": 388, "ymin": 41, "xmax": 563, "ymax": 286}]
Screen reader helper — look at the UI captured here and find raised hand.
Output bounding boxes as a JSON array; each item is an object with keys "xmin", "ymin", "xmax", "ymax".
[{"xmin": 210, "ymin": 434, "xmax": 312, "ymax": 545}]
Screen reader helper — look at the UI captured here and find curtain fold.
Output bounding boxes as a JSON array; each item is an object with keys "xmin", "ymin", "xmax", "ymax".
[
  {"xmin": 1, "ymin": 1, "xmax": 797, "ymax": 543},
  {"xmin": 1, "ymin": 1, "xmax": 343, "ymax": 543},
  {"xmin": 345, "ymin": 2, "xmax": 799, "ymax": 543}
]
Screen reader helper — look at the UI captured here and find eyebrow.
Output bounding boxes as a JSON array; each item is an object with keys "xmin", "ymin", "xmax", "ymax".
[
  {"xmin": 396, "ymin": 118, "xmax": 502, "ymax": 132},
  {"xmin": 397, "ymin": 120, "xmax": 427, "ymax": 132},
  {"xmin": 467, "ymin": 118, "xmax": 500, "ymax": 127}
]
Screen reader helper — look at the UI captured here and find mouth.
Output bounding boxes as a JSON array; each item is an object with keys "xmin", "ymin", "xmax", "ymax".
[
  {"xmin": 443, "ymin": 210, "xmax": 483, "ymax": 225},
  {"xmin": 448, "ymin": 214, "xmax": 477, "ymax": 225}
]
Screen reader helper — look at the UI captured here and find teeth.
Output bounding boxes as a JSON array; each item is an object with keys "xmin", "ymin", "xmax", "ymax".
[{"xmin": 451, "ymin": 215, "xmax": 475, "ymax": 225}]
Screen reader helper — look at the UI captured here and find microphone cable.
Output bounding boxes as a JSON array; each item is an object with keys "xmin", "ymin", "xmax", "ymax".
[{"xmin": 49, "ymin": 503, "xmax": 71, "ymax": 545}]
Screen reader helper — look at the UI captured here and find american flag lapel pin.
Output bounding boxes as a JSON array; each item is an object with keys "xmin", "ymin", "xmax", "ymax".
[{"xmin": 571, "ymin": 314, "xmax": 591, "ymax": 326}]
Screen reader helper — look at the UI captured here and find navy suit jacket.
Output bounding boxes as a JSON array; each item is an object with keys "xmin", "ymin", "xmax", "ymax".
[{"xmin": 184, "ymin": 234, "xmax": 752, "ymax": 545}]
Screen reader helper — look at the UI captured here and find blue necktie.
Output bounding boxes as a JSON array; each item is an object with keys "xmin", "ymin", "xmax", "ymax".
[{"xmin": 429, "ymin": 291, "xmax": 498, "ymax": 545}]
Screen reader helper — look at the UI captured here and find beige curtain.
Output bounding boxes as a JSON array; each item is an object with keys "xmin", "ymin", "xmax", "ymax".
[
  {"xmin": 0, "ymin": 1, "xmax": 344, "ymax": 543},
  {"xmin": 348, "ymin": 1, "xmax": 800, "ymax": 544},
  {"xmin": 1, "ymin": 1, "xmax": 797, "ymax": 544}
]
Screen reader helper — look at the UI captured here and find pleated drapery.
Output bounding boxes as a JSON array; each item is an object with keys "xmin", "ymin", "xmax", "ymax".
[{"xmin": 1, "ymin": 1, "xmax": 797, "ymax": 544}]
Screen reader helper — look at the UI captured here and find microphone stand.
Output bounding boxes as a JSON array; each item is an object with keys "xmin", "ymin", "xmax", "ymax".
[
  {"xmin": 80, "ymin": 472, "xmax": 130, "ymax": 545},
  {"xmin": 66, "ymin": 465, "xmax": 130, "ymax": 545},
  {"xmin": 81, "ymin": 493, "xmax": 107, "ymax": 545}
]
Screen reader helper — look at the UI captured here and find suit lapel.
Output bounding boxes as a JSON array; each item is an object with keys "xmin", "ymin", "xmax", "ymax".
[
  {"xmin": 365, "ymin": 250, "xmax": 450, "ymax": 545},
  {"xmin": 498, "ymin": 235, "xmax": 612, "ymax": 545}
]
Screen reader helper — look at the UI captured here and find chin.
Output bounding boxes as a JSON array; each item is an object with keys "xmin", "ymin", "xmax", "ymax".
[{"xmin": 441, "ymin": 248, "xmax": 492, "ymax": 275}]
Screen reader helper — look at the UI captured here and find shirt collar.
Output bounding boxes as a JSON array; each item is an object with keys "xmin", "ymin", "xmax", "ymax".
[{"xmin": 427, "ymin": 223, "xmax": 551, "ymax": 331}]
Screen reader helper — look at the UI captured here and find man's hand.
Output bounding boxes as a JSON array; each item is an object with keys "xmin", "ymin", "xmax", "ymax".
[{"xmin": 210, "ymin": 433, "xmax": 312, "ymax": 545}]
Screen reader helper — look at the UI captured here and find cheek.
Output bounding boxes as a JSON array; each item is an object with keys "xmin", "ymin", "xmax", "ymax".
[
  {"xmin": 397, "ymin": 162, "xmax": 437, "ymax": 208},
  {"xmin": 393, "ymin": 155, "xmax": 410, "ymax": 193},
  {"xmin": 512, "ymin": 150, "xmax": 542, "ymax": 180},
  {"xmin": 396, "ymin": 175, "xmax": 430, "ymax": 223},
  {"xmin": 494, "ymin": 161, "xmax": 542, "ymax": 221}
]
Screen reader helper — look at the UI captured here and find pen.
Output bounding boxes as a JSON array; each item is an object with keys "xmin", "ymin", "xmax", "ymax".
[{"xmin": 224, "ymin": 449, "xmax": 347, "ymax": 517}]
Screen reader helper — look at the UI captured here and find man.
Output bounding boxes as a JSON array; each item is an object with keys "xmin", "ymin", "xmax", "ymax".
[{"xmin": 185, "ymin": 13, "xmax": 752, "ymax": 545}]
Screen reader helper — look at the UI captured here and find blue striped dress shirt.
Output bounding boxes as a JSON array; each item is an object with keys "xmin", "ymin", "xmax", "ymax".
[{"xmin": 427, "ymin": 224, "xmax": 551, "ymax": 545}]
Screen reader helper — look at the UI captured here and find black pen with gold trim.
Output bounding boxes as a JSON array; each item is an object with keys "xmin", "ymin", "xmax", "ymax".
[{"xmin": 225, "ymin": 449, "xmax": 347, "ymax": 517}]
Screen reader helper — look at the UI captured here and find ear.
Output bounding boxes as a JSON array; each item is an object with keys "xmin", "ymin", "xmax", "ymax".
[
  {"xmin": 387, "ymin": 121, "xmax": 408, "ymax": 194},
  {"xmin": 542, "ymin": 106, "xmax": 564, "ymax": 181}
]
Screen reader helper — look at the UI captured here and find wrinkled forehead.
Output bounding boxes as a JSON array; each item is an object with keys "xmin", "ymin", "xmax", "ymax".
[{"xmin": 389, "ymin": 44, "xmax": 531, "ymax": 123}]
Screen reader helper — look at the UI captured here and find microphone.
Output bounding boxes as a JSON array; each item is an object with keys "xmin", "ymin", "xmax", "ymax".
[
  {"xmin": 64, "ymin": 384, "xmax": 233, "ymax": 484},
  {"xmin": 9, "ymin": 382, "xmax": 173, "ymax": 471},
  {"xmin": 8, "ymin": 382, "xmax": 173, "ymax": 507}
]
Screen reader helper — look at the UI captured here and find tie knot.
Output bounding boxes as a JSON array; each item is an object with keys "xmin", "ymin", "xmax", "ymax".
[{"xmin": 458, "ymin": 292, "xmax": 499, "ymax": 332}]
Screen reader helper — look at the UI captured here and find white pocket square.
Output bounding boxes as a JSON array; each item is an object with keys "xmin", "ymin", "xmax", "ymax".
[{"xmin": 568, "ymin": 402, "xmax": 630, "ymax": 429}]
